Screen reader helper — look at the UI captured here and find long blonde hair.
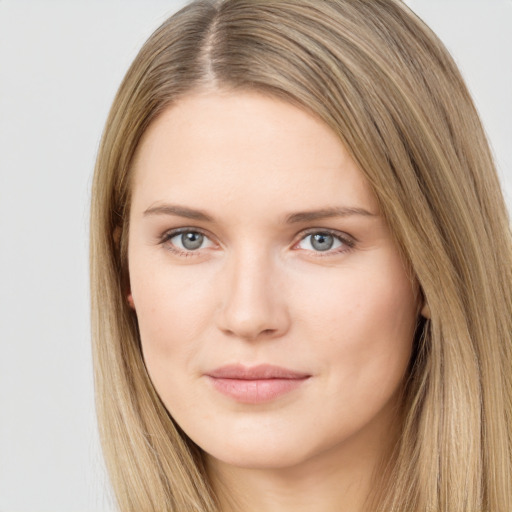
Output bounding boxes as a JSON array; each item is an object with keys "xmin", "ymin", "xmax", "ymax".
[{"xmin": 90, "ymin": 1, "xmax": 512, "ymax": 510}]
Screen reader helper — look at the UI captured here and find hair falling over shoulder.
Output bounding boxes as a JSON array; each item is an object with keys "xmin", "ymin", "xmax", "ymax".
[{"xmin": 89, "ymin": 1, "xmax": 512, "ymax": 510}]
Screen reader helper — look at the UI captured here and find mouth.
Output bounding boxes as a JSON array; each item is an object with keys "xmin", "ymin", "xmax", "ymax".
[{"xmin": 205, "ymin": 364, "xmax": 311, "ymax": 404}]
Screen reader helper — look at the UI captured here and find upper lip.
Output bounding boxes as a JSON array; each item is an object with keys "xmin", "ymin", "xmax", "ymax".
[{"xmin": 206, "ymin": 364, "xmax": 311, "ymax": 380}]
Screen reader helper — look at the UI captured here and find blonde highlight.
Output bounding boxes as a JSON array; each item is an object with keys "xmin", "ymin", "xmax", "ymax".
[{"xmin": 90, "ymin": 1, "xmax": 512, "ymax": 510}]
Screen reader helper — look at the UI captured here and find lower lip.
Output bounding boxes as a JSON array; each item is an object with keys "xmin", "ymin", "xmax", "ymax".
[{"xmin": 207, "ymin": 377, "xmax": 309, "ymax": 404}]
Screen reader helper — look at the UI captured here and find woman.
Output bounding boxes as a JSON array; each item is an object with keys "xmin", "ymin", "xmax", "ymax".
[{"xmin": 90, "ymin": 1, "xmax": 512, "ymax": 510}]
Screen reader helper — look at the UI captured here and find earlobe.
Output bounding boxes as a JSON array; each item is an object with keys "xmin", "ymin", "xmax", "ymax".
[
  {"xmin": 113, "ymin": 225, "xmax": 122, "ymax": 245},
  {"xmin": 114, "ymin": 225, "xmax": 133, "ymax": 310},
  {"xmin": 420, "ymin": 302, "xmax": 431, "ymax": 319},
  {"xmin": 417, "ymin": 285, "xmax": 430, "ymax": 319},
  {"xmin": 127, "ymin": 293, "xmax": 135, "ymax": 310}
]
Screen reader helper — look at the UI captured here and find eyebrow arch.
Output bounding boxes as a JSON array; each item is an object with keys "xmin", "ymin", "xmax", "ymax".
[
  {"xmin": 143, "ymin": 204, "xmax": 214, "ymax": 221},
  {"xmin": 143, "ymin": 203, "xmax": 377, "ymax": 223},
  {"xmin": 285, "ymin": 206, "xmax": 377, "ymax": 223}
]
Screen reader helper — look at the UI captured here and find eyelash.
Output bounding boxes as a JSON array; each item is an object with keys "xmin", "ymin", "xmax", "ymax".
[{"xmin": 159, "ymin": 227, "xmax": 356, "ymax": 258}]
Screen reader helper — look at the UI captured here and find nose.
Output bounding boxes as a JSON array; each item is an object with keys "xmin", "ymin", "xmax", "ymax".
[{"xmin": 215, "ymin": 249, "xmax": 290, "ymax": 341}]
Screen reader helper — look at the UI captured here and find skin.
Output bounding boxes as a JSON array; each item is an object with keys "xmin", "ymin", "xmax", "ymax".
[{"xmin": 127, "ymin": 89, "xmax": 422, "ymax": 512}]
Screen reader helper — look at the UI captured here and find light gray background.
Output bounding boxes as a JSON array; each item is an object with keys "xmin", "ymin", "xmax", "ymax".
[{"xmin": 0, "ymin": 1, "xmax": 510, "ymax": 511}]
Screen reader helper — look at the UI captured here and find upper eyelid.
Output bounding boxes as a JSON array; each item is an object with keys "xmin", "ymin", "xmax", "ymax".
[
  {"xmin": 160, "ymin": 227, "xmax": 355, "ymax": 252},
  {"xmin": 297, "ymin": 227, "xmax": 355, "ymax": 241},
  {"xmin": 160, "ymin": 228, "xmax": 217, "ymax": 252},
  {"xmin": 162, "ymin": 226, "xmax": 212, "ymax": 240},
  {"xmin": 161, "ymin": 227, "xmax": 354, "ymax": 241},
  {"xmin": 294, "ymin": 228, "xmax": 357, "ymax": 251}
]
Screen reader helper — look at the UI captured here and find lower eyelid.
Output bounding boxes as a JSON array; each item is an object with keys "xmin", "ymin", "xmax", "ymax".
[
  {"xmin": 295, "ymin": 231, "xmax": 355, "ymax": 250},
  {"xmin": 158, "ymin": 229, "xmax": 354, "ymax": 256},
  {"xmin": 159, "ymin": 229, "xmax": 213, "ymax": 252}
]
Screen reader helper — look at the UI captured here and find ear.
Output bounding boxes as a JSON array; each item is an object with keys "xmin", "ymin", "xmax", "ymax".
[
  {"xmin": 417, "ymin": 285, "xmax": 431, "ymax": 319},
  {"xmin": 112, "ymin": 225, "xmax": 134, "ymax": 310},
  {"xmin": 113, "ymin": 225, "xmax": 122, "ymax": 245},
  {"xmin": 127, "ymin": 292, "xmax": 135, "ymax": 310}
]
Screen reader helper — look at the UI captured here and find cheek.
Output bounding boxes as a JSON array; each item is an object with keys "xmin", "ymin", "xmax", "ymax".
[
  {"xmin": 297, "ymin": 257, "xmax": 416, "ymax": 338},
  {"xmin": 296, "ymin": 258, "xmax": 417, "ymax": 395},
  {"xmin": 130, "ymin": 262, "xmax": 216, "ymax": 376}
]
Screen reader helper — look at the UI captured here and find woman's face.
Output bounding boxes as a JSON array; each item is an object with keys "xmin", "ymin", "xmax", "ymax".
[{"xmin": 128, "ymin": 90, "xmax": 420, "ymax": 470}]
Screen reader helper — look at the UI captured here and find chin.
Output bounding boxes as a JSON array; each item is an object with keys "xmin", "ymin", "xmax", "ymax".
[
  {"xmin": 197, "ymin": 427, "xmax": 332, "ymax": 472},
  {"xmin": 206, "ymin": 445, "xmax": 311, "ymax": 471}
]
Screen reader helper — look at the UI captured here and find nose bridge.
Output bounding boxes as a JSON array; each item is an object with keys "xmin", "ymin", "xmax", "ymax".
[{"xmin": 216, "ymin": 244, "xmax": 288, "ymax": 340}]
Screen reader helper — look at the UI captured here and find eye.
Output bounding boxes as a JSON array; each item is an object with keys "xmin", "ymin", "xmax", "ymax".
[
  {"xmin": 162, "ymin": 229, "xmax": 215, "ymax": 254},
  {"xmin": 295, "ymin": 230, "xmax": 354, "ymax": 254}
]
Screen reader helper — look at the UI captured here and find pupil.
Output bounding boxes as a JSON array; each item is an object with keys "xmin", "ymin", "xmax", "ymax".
[
  {"xmin": 311, "ymin": 233, "xmax": 333, "ymax": 251},
  {"xmin": 182, "ymin": 232, "xmax": 203, "ymax": 250}
]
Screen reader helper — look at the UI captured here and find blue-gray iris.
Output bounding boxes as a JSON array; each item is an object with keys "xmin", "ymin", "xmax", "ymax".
[
  {"xmin": 182, "ymin": 232, "xmax": 204, "ymax": 250},
  {"xmin": 311, "ymin": 233, "xmax": 334, "ymax": 251}
]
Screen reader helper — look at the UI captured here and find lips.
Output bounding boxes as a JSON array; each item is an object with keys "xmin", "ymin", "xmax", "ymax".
[{"xmin": 205, "ymin": 364, "xmax": 311, "ymax": 403}]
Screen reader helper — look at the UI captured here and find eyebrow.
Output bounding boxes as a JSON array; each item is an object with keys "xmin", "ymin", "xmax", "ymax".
[
  {"xmin": 143, "ymin": 204, "xmax": 377, "ymax": 223},
  {"xmin": 285, "ymin": 206, "xmax": 377, "ymax": 223},
  {"xmin": 144, "ymin": 204, "xmax": 213, "ymax": 221}
]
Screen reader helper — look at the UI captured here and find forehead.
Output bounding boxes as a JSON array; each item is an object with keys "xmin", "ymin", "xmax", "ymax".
[{"xmin": 130, "ymin": 90, "xmax": 378, "ymax": 218}]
